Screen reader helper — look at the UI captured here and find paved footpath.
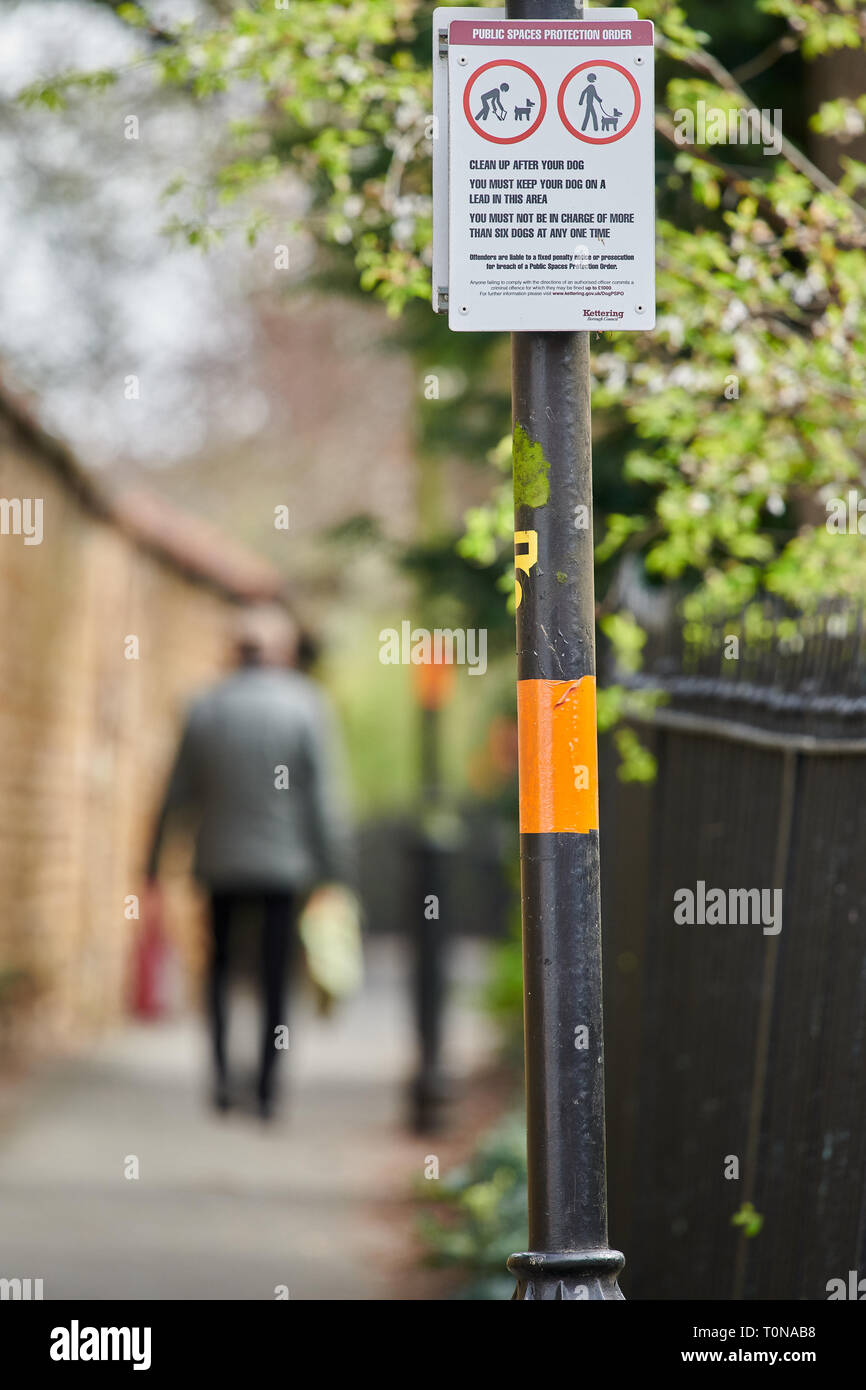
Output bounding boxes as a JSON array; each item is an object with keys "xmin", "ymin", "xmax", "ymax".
[{"xmin": 0, "ymin": 939, "xmax": 497, "ymax": 1300}]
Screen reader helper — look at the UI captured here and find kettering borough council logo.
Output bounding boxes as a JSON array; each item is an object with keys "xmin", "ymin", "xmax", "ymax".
[
  {"xmin": 558, "ymin": 60, "xmax": 641, "ymax": 144},
  {"xmin": 463, "ymin": 60, "xmax": 547, "ymax": 144}
]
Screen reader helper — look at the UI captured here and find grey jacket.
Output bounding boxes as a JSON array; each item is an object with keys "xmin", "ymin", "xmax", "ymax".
[{"xmin": 148, "ymin": 667, "xmax": 355, "ymax": 892}]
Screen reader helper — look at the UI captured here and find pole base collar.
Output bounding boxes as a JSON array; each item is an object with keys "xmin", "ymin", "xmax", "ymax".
[{"xmin": 507, "ymin": 1249, "xmax": 625, "ymax": 1300}]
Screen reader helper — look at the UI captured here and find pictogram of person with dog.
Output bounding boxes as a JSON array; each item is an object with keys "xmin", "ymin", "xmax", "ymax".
[
  {"xmin": 474, "ymin": 83, "xmax": 539, "ymax": 126},
  {"xmin": 578, "ymin": 73, "xmax": 622, "ymax": 133}
]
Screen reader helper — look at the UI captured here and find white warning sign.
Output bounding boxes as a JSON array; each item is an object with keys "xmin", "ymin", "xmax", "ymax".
[{"xmin": 443, "ymin": 17, "xmax": 655, "ymax": 332}]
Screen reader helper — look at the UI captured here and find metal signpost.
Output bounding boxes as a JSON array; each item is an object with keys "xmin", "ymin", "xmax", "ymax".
[{"xmin": 433, "ymin": 2, "xmax": 655, "ymax": 1299}]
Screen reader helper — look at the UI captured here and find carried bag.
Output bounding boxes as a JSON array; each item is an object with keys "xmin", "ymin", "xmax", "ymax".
[{"xmin": 298, "ymin": 884, "xmax": 364, "ymax": 1013}]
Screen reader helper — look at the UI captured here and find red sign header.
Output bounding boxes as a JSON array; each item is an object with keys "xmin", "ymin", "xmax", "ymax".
[{"xmin": 449, "ymin": 19, "xmax": 653, "ymax": 47}]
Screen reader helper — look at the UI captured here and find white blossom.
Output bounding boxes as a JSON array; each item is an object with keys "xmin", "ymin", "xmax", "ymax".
[{"xmin": 720, "ymin": 298, "xmax": 748, "ymax": 333}]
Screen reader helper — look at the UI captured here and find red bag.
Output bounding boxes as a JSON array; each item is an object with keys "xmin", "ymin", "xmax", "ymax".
[{"xmin": 131, "ymin": 883, "xmax": 170, "ymax": 1019}]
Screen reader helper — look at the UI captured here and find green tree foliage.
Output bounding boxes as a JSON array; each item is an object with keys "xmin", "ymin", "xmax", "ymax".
[
  {"xmin": 417, "ymin": 1110, "xmax": 528, "ymax": 1298},
  {"xmin": 23, "ymin": 0, "xmax": 866, "ymax": 632}
]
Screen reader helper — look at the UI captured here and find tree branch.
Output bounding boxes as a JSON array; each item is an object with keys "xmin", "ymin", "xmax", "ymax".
[
  {"xmin": 656, "ymin": 34, "xmax": 866, "ymax": 225},
  {"xmin": 732, "ymin": 35, "xmax": 798, "ymax": 85}
]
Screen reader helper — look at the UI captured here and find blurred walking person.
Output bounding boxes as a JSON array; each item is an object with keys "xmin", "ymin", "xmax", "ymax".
[{"xmin": 146, "ymin": 605, "xmax": 355, "ymax": 1119}]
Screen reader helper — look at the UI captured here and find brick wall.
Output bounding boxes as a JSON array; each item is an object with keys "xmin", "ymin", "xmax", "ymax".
[{"xmin": 0, "ymin": 403, "xmax": 278, "ymax": 1067}]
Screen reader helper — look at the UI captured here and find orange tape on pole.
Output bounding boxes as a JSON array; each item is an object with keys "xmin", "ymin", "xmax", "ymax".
[{"xmin": 516, "ymin": 676, "xmax": 599, "ymax": 834}]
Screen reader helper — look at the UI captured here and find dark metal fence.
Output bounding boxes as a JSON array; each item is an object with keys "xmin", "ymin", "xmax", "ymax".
[{"xmin": 601, "ymin": 602, "xmax": 866, "ymax": 1299}]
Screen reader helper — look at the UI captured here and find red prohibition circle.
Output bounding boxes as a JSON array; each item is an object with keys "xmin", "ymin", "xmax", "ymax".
[
  {"xmin": 557, "ymin": 60, "xmax": 640, "ymax": 145},
  {"xmin": 463, "ymin": 60, "xmax": 547, "ymax": 145}
]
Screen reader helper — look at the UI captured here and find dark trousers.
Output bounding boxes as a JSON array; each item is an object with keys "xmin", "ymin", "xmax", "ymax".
[{"xmin": 208, "ymin": 890, "xmax": 295, "ymax": 1102}]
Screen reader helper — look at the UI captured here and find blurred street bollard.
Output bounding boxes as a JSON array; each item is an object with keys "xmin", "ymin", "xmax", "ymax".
[{"xmin": 408, "ymin": 657, "xmax": 456, "ymax": 1132}]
